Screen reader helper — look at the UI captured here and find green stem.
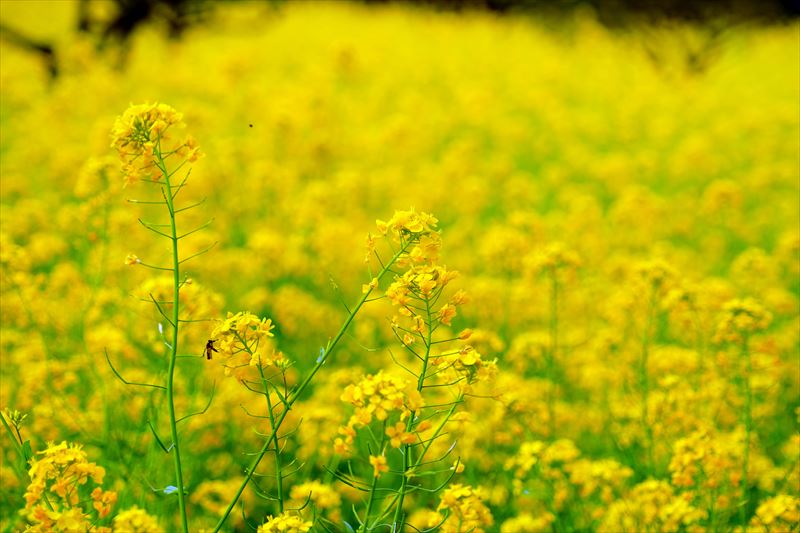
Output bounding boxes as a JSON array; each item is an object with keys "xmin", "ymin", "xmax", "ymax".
[
  {"xmin": 0, "ymin": 413, "xmax": 23, "ymax": 459},
  {"xmin": 260, "ymin": 366, "xmax": 284, "ymax": 512},
  {"xmin": 548, "ymin": 273, "xmax": 558, "ymax": 439},
  {"xmin": 360, "ymin": 422, "xmax": 387, "ymax": 532},
  {"xmin": 1, "ymin": 414, "xmax": 29, "ymax": 483},
  {"xmin": 740, "ymin": 335, "xmax": 752, "ymax": 526},
  {"xmin": 157, "ymin": 149, "xmax": 190, "ymax": 533},
  {"xmin": 374, "ymin": 398, "xmax": 462, "ymax": 526},
  {"xmin": 2, "ymin": 414, "xmax": 55, "ymax": 512},
  {"xmin": 640, "ymin": 292, "xmax": 656, "ymax": 474},
  {"xmin": 392, "ymin": 297, "xmax": 434, "ymax": 529},
  {"xmin": 361, "ymin": 474, "xmax": 381, "ymax": 532},
  {"xmin": 392, "ymin": 440, "xmax": 411, "ymax": 530},
  {"xmin": 212, "ymin": 243, "xmax": 410, "ymax": 532}
]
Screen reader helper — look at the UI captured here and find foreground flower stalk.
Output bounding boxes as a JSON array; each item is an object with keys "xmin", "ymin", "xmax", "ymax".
[
  {"xmin": 156, "ymin": 145, "xmax": 189, "ymax": 533},
  {"xmin": 111, "ymin": 103, "xmax": 203, "ymax": 533},
  {"xmin": 327, "ymin": 211, "xmax": 496, "ymax": 531}
]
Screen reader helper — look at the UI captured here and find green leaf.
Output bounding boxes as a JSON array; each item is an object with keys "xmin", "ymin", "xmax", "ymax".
[{"xmin": 20, "ymin": 440, "xmax": 33, "ymax": 470}]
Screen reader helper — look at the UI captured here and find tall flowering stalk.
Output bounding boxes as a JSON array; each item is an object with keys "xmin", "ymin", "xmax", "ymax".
[
  {"xmin": 331, "ymin": 211, "xmax": 497, "ymax": 531},
  {"xmin": 631, "ymin": 259, "xmax": 676, "ymax": 475},
  {"xmin": 207, "ymin": 312, "xmax": 290, "ymax": 513},
  {"xmin": 209, "ymin": 211, "xmax": 435, "ymax": 531},
  {"xmin": 527, "ymin": 243, "xmax": 580, "ymax": 439},
  {"xmin": 110, "ymin": 103, "xmax": 203, "ymax": 533},
  {"xmin": 714, "ymin": 297, "xmax": 772, "ymax": 526}
]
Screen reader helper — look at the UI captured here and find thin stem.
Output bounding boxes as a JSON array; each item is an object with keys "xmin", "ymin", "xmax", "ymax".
[
  {"xmin": 1, "ymin": 414, "xmax": 55, "ymax": 512},
  {"xmin": 740, "ymin": 334, "xmax": 752, "ymax": 526},
  {"xmin": 156, "ymin": 147, "xmax": 190, "ymax": 533},
  {"xmin": 347, "ymin": 396, "xmax": 460, "ymax": 530},
  {"xmin": 360, "ymin": 423, "xmax": 387, "ymax": 532},
  {"xmin": 1, "ymin": 414, "xmax": 27, "ymax": 482},
  {"xmin": 212, "ymin": 243, "xmax": 411, "ymax": 532},
  {"xmin": 260, "ymin": 365, "xmax": 284, "ymax": 512},
  {"xmin": 640, "ymin": 291, "xmax": 656, "ymax": 474},
  {"xmin": 393, "ymin": 297, "xmax": 435, "ymax": 529},
  {"xmin": 548, "ymin": 272, "xmax": 558, "ymax": 439}
]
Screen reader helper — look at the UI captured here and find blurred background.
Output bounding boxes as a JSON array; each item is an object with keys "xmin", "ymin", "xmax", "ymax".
[
  {"xmin": 1, "ymin": 0, "xmax": 798, "ymax": 81},
  {"xmin": 1, "ymin": 1, "xmax": 798, "ymax": 531}
]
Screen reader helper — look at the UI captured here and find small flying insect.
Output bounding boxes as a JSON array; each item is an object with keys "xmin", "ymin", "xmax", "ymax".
[{"xmin": 204, "ymin": 339, "xmax": 218, "ymax": 360}]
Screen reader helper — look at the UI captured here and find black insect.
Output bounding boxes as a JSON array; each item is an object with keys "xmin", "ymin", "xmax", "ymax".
[
  {"xmin": 205, "ymin": 339, "xmax": 218, "ymax": 360},
  {"xmin": 248, "ymin": 123, "xmax": 253, "ymax": 128}
]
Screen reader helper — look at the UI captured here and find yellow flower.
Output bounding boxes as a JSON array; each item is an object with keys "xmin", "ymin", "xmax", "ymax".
[
  {"xmin": 257, "ymin": 512, "xmax": 312, "ymax": 533},
  {"xmin": 370, "ymin": 454, "xmax": 389, "ymax": 477},
  {"xmin": 386, "ymin": 421, "xmax": 415, "ymax": 448},
  {"xmin": 438, "ymin": 303, "xmax": 457, "ymax": 326},
  {"xmin": 714, "ymin": 297, "xmax": 772, "ymax": 344},
  {"xmin": 113, "ymin": 506, "xmax": 163, "ymax": 532},
  {"xmin": 111, "ymin": 102, "xmax": 199, "ymax": 185}
]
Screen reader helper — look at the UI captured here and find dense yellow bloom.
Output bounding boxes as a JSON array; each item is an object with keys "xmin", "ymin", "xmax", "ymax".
[
  {"xmin": 434, "ymin": 484, "xmax": 494, "ymax": 533},
  {"xmin": 111, "ymin": 103, "xmax": 183, "ymax": 155},
  {"xmin": 340, "ymin": 371, "xmax": 422, "ymax": 423},
  {"xmin": 526, "ymin": 242, "xmax": 581, "ymax": 281},
  {"xmin": 112, "ymin": 506, "xmax": 162, "ymax": 532},
  {"xmin": 634, "ymin": 258, "xmax": 679, "ymax": 297},
  {"xmin": 25, "ymin": 442, "xmax": 105, "ymax": 507},
  {"xmin": 386, "ymin": 264, "xmax": 458, "ymax": 306},
  {"xmin": 749, "ymin": 494, "xmax": 800, "ymax": 531},
  {"xmin": 568, "ymin": 459, "xmax": 634, "ymax": 501},
  {"xmin": 110, "ymin": 102, "xmax": 199, "ymax": 186},
  {"xmin": 376, "ymin": 209, "xmax": 438, "ymax": 239},
  {"xmin": 136, "ymin": 277, "xmax": 223, "ymax": 324},
  {"xmin": 599, "ymin": 480, "xmax": 706, "ymax": 532},
  {"xmin": 256, "ymin": 512, "xmax": 312, "ymax": 533},
  {"xmin": 337, "ymin": 371, "xmax": 424, "ymax": 454},
  {"xmin": 190, "ymin": 478, "xmax": 243, "ymax": 517},
  {"xmin": 668, "ymin": 428, "xmax": 739, "ymax": 490},
  {"xmin": 501, "ymin": 513, "xmax": 555, "ymax": 533},
  {"xmin": 209, "ymin": 311, "xmax": 285, "ymax": 380},
  {"xmin": 23, "ymin": 441, "xmax": 114, "ymax": 532},
  {"xmin": 714, "ymin": 297, "xmax": 773, "ymax": 343},
  {"xmin": 430, "ymin": 344, "xmax": 498, "ymax": 387},
  {"xmin": 288, "ymin": 481, "xmax": 341, "ymax": 521}
]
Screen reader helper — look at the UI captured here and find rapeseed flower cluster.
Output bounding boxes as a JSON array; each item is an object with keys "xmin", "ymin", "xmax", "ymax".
[
  {"xmin": 335, "ymin": 371, "xmax": 423, "ymax": 456},
  {"xmin": 434, "ymin": 484, "xmax": 494, "ymax": 533},
  {"xmin": 749, "ymin": 494, "xmax": 800, "ymax": 532},
  {"xmin": 111, "ymin": 506, "xmax": 163, "ymax": 532},
  {"xmin": 256, "ymin": 511, "xmax": 312, "ymax": 533},
  {"xmin": 599, "ymin": 480, "xmax": 707, "ymax": 533},
  {"xmin": 714, "ymin": 298, "xmax": 773, "ymax": 344},
  {"xmin": 111, "ymin": 102, "xmax": 200, "ymax": 187},
  {"xmin": 22, "ymin": 441, "xmax": 116, "ymax": 532},
  {"xmin": 209, "ymin": 311, "xmax": 285, "ymax": 380}
]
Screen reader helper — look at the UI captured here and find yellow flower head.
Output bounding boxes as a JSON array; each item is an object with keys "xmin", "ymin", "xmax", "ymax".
[
  {"xmin": 111, "ymin": 103, "xmax": 200, "ymax": 186},
  {"xmin": 714, "ymin": 297, "xmax": 772, "ymax": 344},
  {"xmin": 370, "ymin": 454, "xmax": 389, "ymax": 477},
  {"xmin": 256, "ymin": 512, "xmax": 313, "ymax": 533}
]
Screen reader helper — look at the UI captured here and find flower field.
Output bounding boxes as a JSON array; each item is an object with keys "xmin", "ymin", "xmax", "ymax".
[{"xmin": 0, "ymin": 2, "xmax": 798, "ymax": 531}]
